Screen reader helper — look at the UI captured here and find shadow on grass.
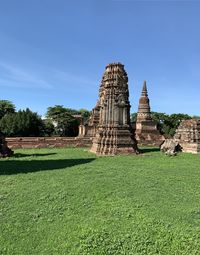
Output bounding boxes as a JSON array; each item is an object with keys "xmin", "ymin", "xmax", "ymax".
[
  {"xmin": 0, "ymin": 158, "xmax": 96, "ymax": 175},
  {"xmin": 13, "ymin": 152, "xmax": 57, "ymax": 158},
  {"xmin": 139, "ymin": 147, "xmax": 160, "ymax": 154}
]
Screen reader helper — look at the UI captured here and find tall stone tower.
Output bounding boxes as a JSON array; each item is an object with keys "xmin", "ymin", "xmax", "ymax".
[
  {"xmin": 135, "ymin": 81, "xmax": 165, "ymax": 145},
  {"xmin": 90, "ymin": 63, "xmax": 138, "ymax": 155}
]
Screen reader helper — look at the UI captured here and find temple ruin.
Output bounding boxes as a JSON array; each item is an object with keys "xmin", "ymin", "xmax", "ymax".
[
  {"xmin": 0, "ymin": 132, "xmax": 13, "ymax": 157},
  {"xmin": 135, "ymin": 81, "xmax": 165, "ymax": 146},
  {"xmin": 174, "ymin": 119, "xmax": 200, "ymax": 153},
  {"xmin": 78, "ymin": 102, "xmax": 100, "ymax": 139},
  {"xmin": 90, "ymin": 63, "xmax": 138, "ymax": 155}
]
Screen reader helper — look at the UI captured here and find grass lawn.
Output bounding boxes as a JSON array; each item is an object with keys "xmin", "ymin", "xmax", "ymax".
[{"xmin": 0, "ymin": 147, "xmax": 200, "ymax": 255}]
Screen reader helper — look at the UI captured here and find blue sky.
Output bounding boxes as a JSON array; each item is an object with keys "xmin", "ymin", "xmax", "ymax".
[{"xmin": 0, "ymin": 0, "xmax": 200, "ymax": 116}]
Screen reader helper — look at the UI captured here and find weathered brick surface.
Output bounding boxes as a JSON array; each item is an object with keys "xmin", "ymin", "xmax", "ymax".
[
  {"xmin": 174, "ymin": 119, "xmax": 200, "ymax": 153},
  {"xmin": 90, "ymin": 63, "xmax": 138, "ymax": 155},
  {"xmin": 6, "ymin": 137, "xmax": 92, "ymax": 149},
  {"xmin": 135, "ymin": 81, "xmax": 165, "ymax": 145}
]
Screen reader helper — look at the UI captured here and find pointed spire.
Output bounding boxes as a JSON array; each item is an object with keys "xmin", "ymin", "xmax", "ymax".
[
  {"xmin": 141, "ymin": 80, "xmax": 148, "ymax": 97},
  {"xmin": 137, "ymin": 81, "xmax": 152, "ymax": 122},
  {"xmin": 143, "ymin": 80, "xmax": 147, "ymax": 91}
]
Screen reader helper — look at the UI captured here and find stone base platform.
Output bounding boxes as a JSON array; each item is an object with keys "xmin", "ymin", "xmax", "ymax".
[{"xmin": 90, "ymin": 126, "xmax": 138, "ymax": 156}]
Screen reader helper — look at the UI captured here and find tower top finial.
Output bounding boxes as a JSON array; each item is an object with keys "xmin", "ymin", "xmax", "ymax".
[
  {"xmin": 137, "ymin": 80, "xmax": 151, "ymax": 120},
  {"xmin": 141, "ymin": 80, "xmax": 148, "ymax": 97},
  {"xmin": 142, "ymin": 80, "xmax": 147, "ymax": 92}
]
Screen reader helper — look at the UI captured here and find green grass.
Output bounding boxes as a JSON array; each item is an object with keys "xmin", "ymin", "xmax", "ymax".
[{"xmin": 0, "ymin": 147, "xmax": 200, "ymax": 255}]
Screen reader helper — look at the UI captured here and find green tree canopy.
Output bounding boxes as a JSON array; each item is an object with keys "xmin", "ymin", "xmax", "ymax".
[
  {"xmin": 130, "ymin": 113, "xmax": 137, "ymax": 123},
  {"xmin": 0, "ymin": 108, "xmax": 44, "ymax": 137},
  {"xmin": 46, "ymin": 105, "xmax": 68, "ymax": 120},
  {"xmin": 42, "ymin": 119, "xmax": 55, "ymax": 137},
  {"xmin": 78, "ymin": 108, "xmax": 91, "ymax": 119},
  {"xmin": 46, "ymin": 105, "xmax": 79, "ymax": 136},
  {"xmin": 46, "ymin": 105, "xmax": 91, "ymax": 119},
  {"xmin": 151, "ymin": 112, "xmax": 192, "ymax": 137},
  {"xmin": 0, "ymin": 100, "xmax": 16, "ymax": 119}
]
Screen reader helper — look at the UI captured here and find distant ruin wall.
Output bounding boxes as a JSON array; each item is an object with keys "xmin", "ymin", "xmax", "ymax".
[
  {"xmin": 6, "ymin": 137, "xmax": 92, "ymax": 149},
  {"xmin": 6, "ymin": 136, "xmax": 164, "ymax": 149}
]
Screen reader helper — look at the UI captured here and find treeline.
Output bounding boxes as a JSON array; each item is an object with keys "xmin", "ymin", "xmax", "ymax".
[
  {"xmin": 0, "ymin": 100, "xmax": 90, "ymax": 137},
  {"xmin": 131, "ymin": 112, "xmax": 200, "ymax": 137},
  {"xmin": 0, "ymin": 100, "xmax": 199, "ymax": 138}
]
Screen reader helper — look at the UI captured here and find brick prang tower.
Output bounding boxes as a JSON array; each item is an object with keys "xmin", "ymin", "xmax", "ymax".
[{"xmin": 90, "ymin": 63, "xmax": 138, "ymax": 155}]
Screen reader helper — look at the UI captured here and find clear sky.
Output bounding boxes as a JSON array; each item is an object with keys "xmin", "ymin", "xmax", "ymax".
[{"xmin": 0, "ymin": 0, "xmax": 200, "ymax": 116}]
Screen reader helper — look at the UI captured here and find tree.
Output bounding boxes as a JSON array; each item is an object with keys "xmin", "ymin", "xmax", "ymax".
[
  {"xmin": 78, "ymin": 108, "xmax": 91, "ymax": 119},
  {"xmin": 51, "ymin": 111, "xmax": 79, "ymax": 136},
  {"xmin": 65, "ymin": 108, "xmax": 80, "ymax": 115},
  {"xmin": 130, "ymin": 113, "xmax": 137, "ymax": 123},
  {"xmin": 151, "ymin": 112, "xmax": 170, "ymax": 134},
  {"xmin": 42, "ymin": 119, "xmax": 55, "ymax": 137},
  {"xmin": 46, "ymin": 105, "xmax": 79, "ymax": 136},
  {"xmin": 0, "ymin": 100, "xmax": 15, "ymax": 119},
  {"xmin": 151, "ymin": 112, "xmax": 192, "ymax": 137},
  {"xmin": 46, "ymin": 105, "xmax": 68, "ymax": 121},
  {"xmin": 193, "ymin": 115, "xmax": 200, "ymax": 119},
  {"xmin": 0, "ymin": 113, "xmax": 18, "ymax": 136},
  {"xmin": 0, "ymin": 108, "xmax": 44, "ymax": 137},
  {"xmin": 168, "ymin": 113, "xmax": 191, "ymax": 135}
]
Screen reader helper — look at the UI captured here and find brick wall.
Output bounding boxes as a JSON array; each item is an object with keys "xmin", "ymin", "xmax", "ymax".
[
  {"xmin": 6, "ymin": 136, "xmax": 163, "ymax": 149},
  {"xmin": 6, "ymin": 137, "xmax": 92, "ymax": 149}
]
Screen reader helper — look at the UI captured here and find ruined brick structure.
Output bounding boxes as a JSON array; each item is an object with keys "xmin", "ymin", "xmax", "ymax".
[
  {"xmin": 174, "ymin": 119, "xmax": 200, "ymax": 153},
  {"xmin": 6, "ymin": 136, "xmax": 92, "ymax": 149},
  {"xmin": 78, "ymin": 102, "xmax": 100, "ymax": 138},
  {"xmin": 135, "ymin": 81, "xmax": 165, "ymax": 146},
  {"xmin": 90, "ymin": 63, "xmax": 138, "ymax": 155},
  {"xmin": 0, "ymin": 132, "xmax": 13, "ymax": 157}
]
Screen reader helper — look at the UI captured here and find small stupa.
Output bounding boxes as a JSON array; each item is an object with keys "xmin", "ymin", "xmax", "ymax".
[{"xmin": 135, "ymin": 81, "xmax": 165, "ymax": 146}]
